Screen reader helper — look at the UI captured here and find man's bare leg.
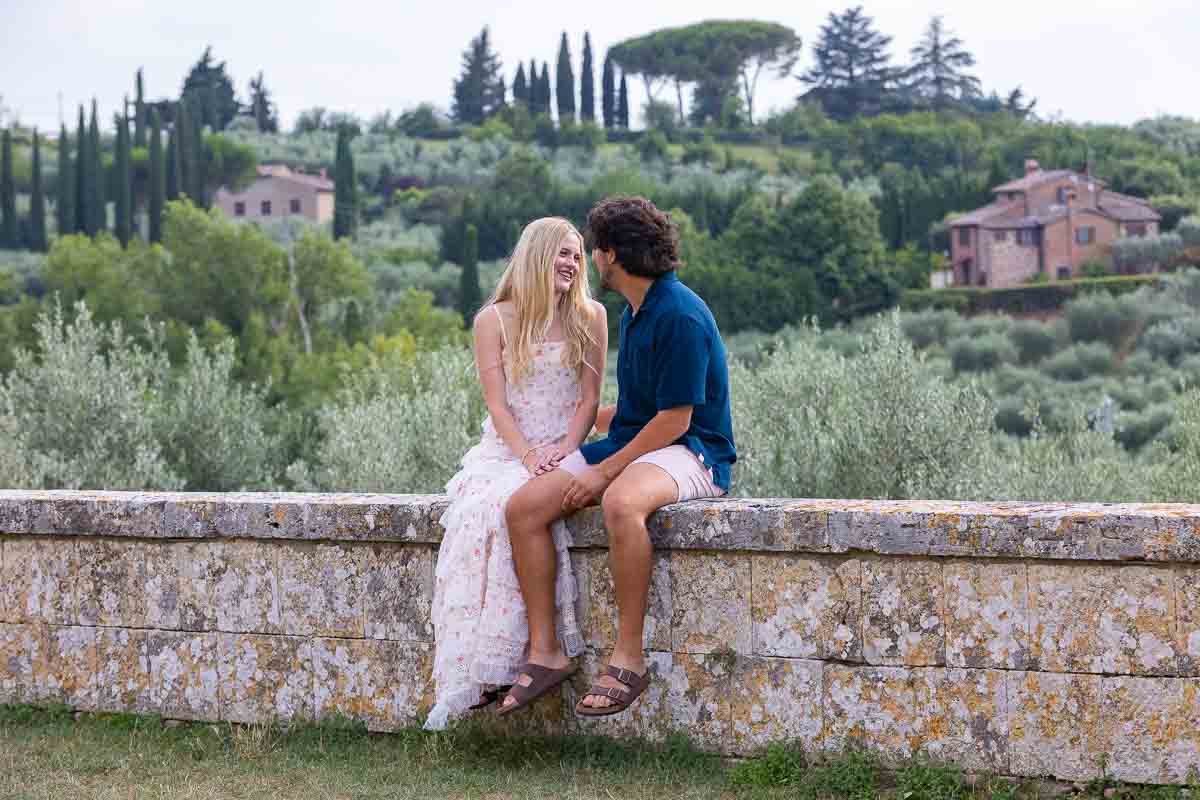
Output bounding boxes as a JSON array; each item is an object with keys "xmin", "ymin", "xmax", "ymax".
[
  {"xmin": 578, "ymin": 464, "xmax": 678, "ymax": 710},
  {"xmin": 501, "ymin": 469, "xmax": 575, "ymax": 709}
]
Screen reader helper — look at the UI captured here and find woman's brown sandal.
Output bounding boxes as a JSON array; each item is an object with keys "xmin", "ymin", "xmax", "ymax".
[
  {"xmin": 496, "ymin": 663, "xmax": 577, "ymax": 716},
  {"xmin": 469, "ymin": 684, "xmax": 513, "ymax": 711},
  {"xmin": 575, "ymin": 665, "xmax": 650, "ymax": 717}
]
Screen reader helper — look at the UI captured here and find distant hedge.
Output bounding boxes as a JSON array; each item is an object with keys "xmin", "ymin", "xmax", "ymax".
[{"xmin": 902, "ymin": 274, "xmax": 1163, "ymax": 314}]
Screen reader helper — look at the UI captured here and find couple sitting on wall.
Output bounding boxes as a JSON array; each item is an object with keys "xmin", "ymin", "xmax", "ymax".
[{"xmin": 423, "ymin": 196, "xmax": 737, "ymax": 729}]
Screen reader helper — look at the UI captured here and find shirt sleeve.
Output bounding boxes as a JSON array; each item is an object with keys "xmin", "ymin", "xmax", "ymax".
[{"xmin": 654, "ymin": 313, "xmax": 710, "ymax": 410}]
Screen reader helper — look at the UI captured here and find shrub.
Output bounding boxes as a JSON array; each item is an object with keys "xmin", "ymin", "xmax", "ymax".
[
  {"xmin": 947, "ymin": 332, "xmax": 1018, "ymax": 373},
  {"xmin": 1040, "ymin": 341, "xmax": 1116, "ymax": 382},
  {"xmin": 637, "ymin": 130, "xmax": 672, "ymax": 163},
  {"xmin": 898, "ymin": 309, "xmax": 959, "ymax": 350},
  {"xmin": 1063, "ymin": 291, "xmax": 1144, "ymax": 348},
  {"xmin": 1141, "ymin": 316, "xmax": 1200, "ymax": 365},
  {"xmin": 1008, "ymin": 319, "xmax": 1060, "ymax": 364}
]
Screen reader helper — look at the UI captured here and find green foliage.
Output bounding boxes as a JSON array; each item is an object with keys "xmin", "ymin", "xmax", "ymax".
[
  {"xmin": 1, "ymin": 128, "xmax": 18, "ymax": 247},
  {"xmin": 636, "ymin": 129, "xmax": 671, "ymax": 163},
  {"xmin": 905, "ymin": 16, "xmax": 981, "ymax": 111},
  {"xmin": 333, "ymin": 127, "xmax": 358, "ymax": 240},
  {"xmin": 555, "ymin": 32, "xmax": 576, "ymax": 123},
  {"xmin": 902, "ymin": 274, "xmax": 1160, "ymax": 314},
  {"xmin": 1008, "ymin": 318, "xmax": 1060, "ymax": 364},
  {"xmin": 56, "ymin": 123, "xmax": 74, "ymax": 237},
  {"xmin": 114, "ymin": 112, "xmax": 132, "ymax": 247},
  {"xmin": 1041, "ymin": 341, "xmax": 1116, "ymax": 381},
  {"xmin": 28, "ymin": 130, "xmax": 46, "ymax": 252},
  {"xmin": 458, "ymin": 223, "xmax": 481, "ymax": 323},
  {"xmin": 181, "ymin": 46, "xmax": 239, "ymax": 131},
  {"xmin": 948, "ymin": 331, "xmax": 1018, "ymax": 372},
  {"xmin": 580, "ymin": 33, "xmax": 596, "ymax": 123},
  {"xmin": 601, "ymin": 53, "xmax": 616, "ymax": 129},
  {"xmin": 452, "ymin": 27, "xmax": 506, "ymax": 125},
  {"xmin": 148, "ymin": 110, "xmax": 165, "ymax": 243},
  {"xmin": 802, "ymin": 7, "xmax": 897, "ymax": 120}
]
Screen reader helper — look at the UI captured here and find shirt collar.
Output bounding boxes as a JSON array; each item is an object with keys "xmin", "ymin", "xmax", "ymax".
[{"xmin": 631, "ymin": 271, "xmax": 677, "ymax": 320}]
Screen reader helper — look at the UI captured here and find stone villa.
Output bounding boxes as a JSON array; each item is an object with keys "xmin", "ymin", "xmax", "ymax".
[
  {"xmin": 948, "ymin": 159, "xmax": 1161, "ymax": 288},
  {"xmin": 213, "ymin": 164, "xmax": 335, "ymax": 225}
]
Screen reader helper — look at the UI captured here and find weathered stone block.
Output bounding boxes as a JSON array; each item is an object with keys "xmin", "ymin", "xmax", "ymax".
[
  {"xmin": 582, "ymin": 550, "xmax": 672, "ymax": 652},
  {"xmin": 944, "ymin": 560, "xmax": 1031, "ymax": 669},
  {"xmin": 1176, "ymin": 566, "xmax": 1200, "ymax": 676},
  {"xmin": 3, "ymin": 538, "xmax": 77, "ymax": 625},
  {"xmin": 95, "ymin": 628, "xmax": 150, "ymax": 713},
  {"xmin": 218, "ymin": 634, "xmax": 314, "ymax": 724},
  {"xmin": 1147, "ymin": 515, "xmax": 1200, "ymax": 563},
  {"xmin": 571, "ymin": 651, "xmax": 730, "ymax": 749},
  {"xmin": 1008, "ymin": 671, "xmax": 1105, "ymax": 782},
  {"xmin": 730, "ymin": 657, "xmax": 823, "ymax": 752},
  {"xmin": 671, "ymin": 552, "xmax": 750, "ymax": 654},
  {"xmin": 751, "ymin": 555, "xmax": 861, "ymax": 661},
  {"xmin": 1101, "ymin": 676, "xmax": 1200, "ymax": 785},
  {"xmin": 362, "ymin": 544, "xmax": 433, "ymax": 642},
  {"xmin": 912, "ymin": 668, "xmax": 1008, "ymax": 773},
  {"xmin": 77, "ymin": 540, "xmax": 180, "ymax": 629},
  {"xmin": 29, "ymin": 625, "xmax": 97, "ymax": 709},
  {"xmin": 862, "ymin": 557, "xmax": 944, "ymax": 666},
  {"xmin": 823, "ymin": 664, "xmax": 922, "ymax": 762},
  {"xmin": 279, "ymin": 543, "xmax": 365, "ymax": 637},
  {"xmin": 0, "ymin": 623, "xmax": 33, "ymax": 704},
  {"xmin": 1029, "ymin": 563, "xmax": 1176, "ymax": 675},
  {"xmin": 146, "ymin": 631, "xmax": 219, "ymax": 721},
  {"xmin": 176, "ymin": 541, "xmax": 281, "ymax": 634},
  {"xmin": 313, "ymin": 637, "xmax": 433, "ymax": 732}
]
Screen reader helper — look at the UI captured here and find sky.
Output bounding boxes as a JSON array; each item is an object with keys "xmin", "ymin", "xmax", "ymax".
[{"xmin": 2, "ymin": 0, "xmax": 1198, "ymax": 135}]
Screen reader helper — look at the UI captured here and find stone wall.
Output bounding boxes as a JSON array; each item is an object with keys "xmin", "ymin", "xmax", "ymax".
[{"xmin": 3, "ymin": 491, "xmax": 1200, "ymax": 784}]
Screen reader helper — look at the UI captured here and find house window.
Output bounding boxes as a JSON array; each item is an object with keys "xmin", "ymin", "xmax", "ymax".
[
  {"xmin": 290, "ymin": 198, "xmax": 302, "ymax": 214},
  {"xmin": 1126, "ymin": 223, "xmax": 1147, "ymax": 238},
  {"xmin": 958, "ymin": 227, "xmax": 971, "ymax": 246},
  {"xmin": 1057, "ymin": 187, "xmax": 1069, "ymax": 204},
  {"xmin": 261, "ymin": 200, "xmax": 272, "ymax": 216},
  {"xmin": 1076, "ymin": 226, "xmax": 1095, "ymax": 245},
  {"xmin": 234, "ymin": 202, "xmax": 245, "ymax": 217},
  {"xmin": 993, "ymin": 230, "xmax": 1007, "ymax": 243},
  {"xmin": 1017, "ymin": 229, "xmax": 1037, "ymax": 246},
  {"xmin": 1057, "ymin": 266, "xmax": 1072, "ymax": 280}
]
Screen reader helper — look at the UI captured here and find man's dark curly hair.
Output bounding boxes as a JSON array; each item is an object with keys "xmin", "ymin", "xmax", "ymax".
[{"xmin": 585, "ymin": 196, "xmax": 682, "ymax": 279}]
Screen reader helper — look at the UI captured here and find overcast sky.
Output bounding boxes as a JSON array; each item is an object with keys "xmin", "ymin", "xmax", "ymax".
[{"xmin": 3, "ymin": 0, "xmax": 1197, "ymax": 135}]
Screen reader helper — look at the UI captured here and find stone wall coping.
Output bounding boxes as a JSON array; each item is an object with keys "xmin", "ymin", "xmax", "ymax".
[{"xmin": 4, "ymin": 491, "xmax": 1200, "ymax": 562}]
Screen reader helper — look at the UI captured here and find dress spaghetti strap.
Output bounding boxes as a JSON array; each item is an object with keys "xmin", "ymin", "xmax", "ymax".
[{"xmin": 490, "ymin": 304, "xmax": 508, "ymax": 348}]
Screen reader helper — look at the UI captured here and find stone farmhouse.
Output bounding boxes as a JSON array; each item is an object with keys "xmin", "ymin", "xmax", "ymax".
[
  {"xmin": 213, "ymin": 164, "xmax": 334, "ymax": 225},
  {"xmin": 948, "ymin": 159, "xmax": 1161, "ymax": 288}
]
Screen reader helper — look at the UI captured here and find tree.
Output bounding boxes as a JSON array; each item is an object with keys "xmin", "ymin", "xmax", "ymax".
[
  {"xmin": 539, "ymin": 63, "xmax": 553, "ymax": 117},
  {"xmin": 527, "ymin": 60, "xmax": 539, "ymax": 113},
  {"xmin": 801, "ymin": 6, "xmax": 896, "ymax": 120},
  {"xmin": 617, "ymin": 74, "xmax": 630, "ymax": 129},
  {"xmin": 182, "ymin": 46, "xmax": 239, "ymax": 131},
  {"xmin": 459, "ymin": 223, "xmax": 482, "ymax": 324},
  {"xmin": 729, "ymin": 23, "xmax": 802, "ymax": 125},
  {"xmin": 556, "ymin": 32, "xmax": 576, "ymax": 123},
  {"xmin": 905, "ymin": 16, "xmax": 981, "ymax": 110},
  {"xmin": 74, "ymin": 106, "xmax": 87, "ymax": 234},
  {"xmin": 114, "ymin": 107, "xmax": 132, "ymax": 247},
  {"xmin": 134, "ymin": 68, "xmax": 147, "ymax": 148},
  {"xmin": 581, "ymin": 33, "xmax": 596, "ymax": 123},
  {"xmin": 288, "ymin": 228, "xmax": 371, "ymax": 354},
  {"xmin": 333, "ymin": 127, "xmax": 357, "ymax": 240},
  {"xmin": 165, "ymin": 124, "xmax": 179, "ymax": 202},
  {"xmin": 602, "ymin": 53, "xmax": 616, "ymax": 128},
  {"xmin": 86, "ymin": 99, "xmax": 104, "ymax": 236},
  {"xmin": 148, "ymin": 109, "xmax": 165, "ymax": 242},
  {"xmin": 1004, "ymin": 86, "xmax": 1038, "ymax": 119},
  {"xmin": 56, "ymin": 123, "xmax": 74, "ymax": 236},
  {"xmin": 512, "ymin": 63, "xmax": 529, "ymax": 107},
  {"xmin": 452, "ymin": 27, "xmax": 506, "ymax": 124},
  {"xmin": 248, "ymin": 71, "xmax": 279, "ymax": 133},
  {"xmin": 0, "ymin": 128, "xmax": 15, "ymax": 248}
]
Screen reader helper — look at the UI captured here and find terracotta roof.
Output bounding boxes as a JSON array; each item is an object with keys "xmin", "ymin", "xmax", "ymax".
[
  {"xmin": 991, "ymin": 169, "xmax": 1076, "ymax": 193},
  {"xmin": 1097, "ymin": 191, "xmax": 1161, "ymax": 222},
  {"xmin": 255, "ymin": 164, "xmax": 334, "ymax": 192},
  {"xmin": 949, "ymin": 201, "xmax": 1020, "ymax": 227}
]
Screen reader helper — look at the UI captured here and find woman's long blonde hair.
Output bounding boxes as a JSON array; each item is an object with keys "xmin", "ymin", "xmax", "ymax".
[{"xmin": 486, "ymin": 217, "xmax": 597, "ymax": 382}]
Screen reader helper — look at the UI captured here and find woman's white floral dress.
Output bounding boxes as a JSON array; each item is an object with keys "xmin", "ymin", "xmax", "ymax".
[{"xmin": 424, "ymin": 335, "xmax": 585, "ymax": 731}]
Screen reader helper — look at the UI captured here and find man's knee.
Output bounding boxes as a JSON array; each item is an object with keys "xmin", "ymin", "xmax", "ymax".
[{"xmin": 601, "ymin": 486, "xmax": 648, "ymax": 530}]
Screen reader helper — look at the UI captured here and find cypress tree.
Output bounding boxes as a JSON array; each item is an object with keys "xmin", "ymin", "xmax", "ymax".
[
  {"xmin": 87, "ymin": 99, "xmax": 104, "ymax": 235},
  {"xmin": 56, "ymin": 123, "xmax": 74, "ymax": 236},
  {"xmin": 74, "ymin": 106, "xmax": 87, "ymax": 233},
  {"xmin": 134, "ymin": 68, "xmax": 147, "ymax": 148},
  {"xmin": 555, "ymin": 32, "xmax": 576, "ymax": 123},
  {"xmin": 148, "ymin": 109, "xmax": 165, "ymax": 242},
  {"xmin": 0, "ymin": 129, "xmax": 16, "ymax": 248},
  {"xmin": 188, "ymin": 101, "xmax": 206, "ymax": 206},
  {"xmin": 115, "ymin": 107, "xmax": 132, "ymax": 246},
  {"xmin": 601, "ymin": 53, "xmax": 616, "ymax": 129},
  {"xmin": 617, "ymin": 73, "xmax": 630, "ymax": 129},
  {"xmin": 512, "ymin": 63, "xmax": 528, "ymax": 107},
  {"xmin": 539, "ymin": 63, "xmax": 552, "ymax": 116},
  {"xmin": 459, "ymin": 223, "xmax": 482, "ymax": 323},
  {"xmin": 29, "ymin": 129, "xmax": 47, "ymax": 251},
  {"xmin": 165, "ymin": 125, "xmax": 179, "ymax": 202},
  {"xmin": 333, "ymin": 127, "xmax": 357, "ymax": 240},
  {"xmin": 580, "ymin": 33, "xmax": 595, "ymax": 123},
  {"xmin": 528, "ymin": 60, "xmax": 539, "ymax": 113}
]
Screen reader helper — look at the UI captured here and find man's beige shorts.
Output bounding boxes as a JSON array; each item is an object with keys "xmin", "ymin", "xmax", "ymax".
[{"xmin": 558, "ymin": 445, "xmax": 724, "ymax": 503}]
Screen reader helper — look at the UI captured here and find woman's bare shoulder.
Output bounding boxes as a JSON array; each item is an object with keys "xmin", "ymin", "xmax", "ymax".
[{"xmin": 588, "ymin": 299, "xmax": 608, "ymax": 318}]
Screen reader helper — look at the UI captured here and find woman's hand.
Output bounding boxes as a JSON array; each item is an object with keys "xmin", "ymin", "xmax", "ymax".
[{"xmin": 521, "ymin": 445, "xmax": 561, "ymax": 476}]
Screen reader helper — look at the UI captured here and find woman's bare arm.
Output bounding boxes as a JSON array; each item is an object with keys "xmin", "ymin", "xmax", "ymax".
[{"xmin": 473, "ymin": 309, "xmax": 534, "ymax": 462}]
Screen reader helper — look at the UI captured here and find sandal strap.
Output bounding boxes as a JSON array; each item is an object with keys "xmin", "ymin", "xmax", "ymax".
[
  {"xmin": 603, "ymin": 665, "xmax": 644, "ymax": 688},
  {"xmin": 585, "ymin": 682, "xmax": 632, "ymax": 702}
]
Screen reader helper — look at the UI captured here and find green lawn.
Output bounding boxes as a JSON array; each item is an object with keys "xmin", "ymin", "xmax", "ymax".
[{"xmin": 1, "ymin": 705, "xmax": 1193, "ymax": 800}]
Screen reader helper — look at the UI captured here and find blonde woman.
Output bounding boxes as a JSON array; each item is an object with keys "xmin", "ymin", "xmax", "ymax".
[{"xmin": 424, "ymin": 217, "xmax": 608, "ymax": 730}]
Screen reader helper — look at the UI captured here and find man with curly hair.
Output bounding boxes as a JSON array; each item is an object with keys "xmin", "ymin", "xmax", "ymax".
[{"xmin": 499, "ymin": 196, "xmax": 736, "ymax": 717}]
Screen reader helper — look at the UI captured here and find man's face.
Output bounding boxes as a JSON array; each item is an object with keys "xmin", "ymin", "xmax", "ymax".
[{"xmin": 592, "ymin": 247, "xmax": 615, "ymax": 289}]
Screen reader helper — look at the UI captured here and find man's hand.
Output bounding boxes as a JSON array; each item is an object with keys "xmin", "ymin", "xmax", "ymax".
[{"xmin": 562, "ymin": 466, "xmax": 612, "ymax": 512}]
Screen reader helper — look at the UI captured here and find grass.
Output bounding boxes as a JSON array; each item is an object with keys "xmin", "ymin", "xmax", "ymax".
[{"xmin": 2, "ymin": 705, "xmax": 1197, "ymax": 800}]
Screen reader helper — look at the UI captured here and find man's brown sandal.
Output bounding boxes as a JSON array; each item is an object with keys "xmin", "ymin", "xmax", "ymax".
[
  {"xmin": 496, "ymin": 663, "xmax": 576, "ymax": 716},
  {"xmin": 469, "ymin": 684, "xmax": 513, "ymax": 711},
  {"xmin": 575, "ymin": 665, "xmax": 651, "ymax": 717}
]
